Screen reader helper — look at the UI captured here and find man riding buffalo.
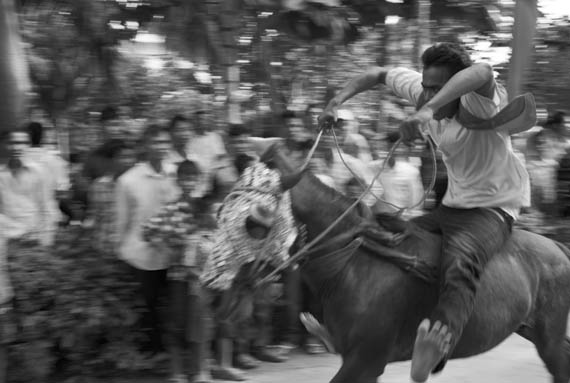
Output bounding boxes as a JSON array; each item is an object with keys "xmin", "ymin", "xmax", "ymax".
[{"xmin": 319, "ymin": 42, "xmax": 535, "ymax": 383}]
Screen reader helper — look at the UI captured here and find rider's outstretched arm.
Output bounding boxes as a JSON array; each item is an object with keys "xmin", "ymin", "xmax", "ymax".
[
  {"xmin": 424, "ymin": 63, "xmax": 495, "ymax": 112},
  {"xmin": 330, "ymin": 67, "xmax": 389, "ymax": 106}
]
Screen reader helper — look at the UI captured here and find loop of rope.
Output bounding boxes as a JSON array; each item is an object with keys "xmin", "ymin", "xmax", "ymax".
[
  {"xmin": 256, "ymin": 123, "xmax": 438, "ymax": 286},
  {"xmin": 330, "ymin": 127, "xmax": 395, "ymax": 208},
  {"xmin": 256, "ymin": 127, "xmax": 382, "ymax": 286},
  {"xmin": 331, "ymin": 128, "xmax": 437, "ymax": 216}
]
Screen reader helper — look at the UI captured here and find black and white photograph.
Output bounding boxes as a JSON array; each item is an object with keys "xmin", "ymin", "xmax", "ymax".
[{"xmin": 1, "ymin": 0, "xmax": 569, "ymax": 382}]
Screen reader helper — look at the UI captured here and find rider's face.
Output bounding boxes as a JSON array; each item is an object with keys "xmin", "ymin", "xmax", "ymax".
[{"xmin": 421, "ymin": 66, "xmax": 460, "ymax": 120}]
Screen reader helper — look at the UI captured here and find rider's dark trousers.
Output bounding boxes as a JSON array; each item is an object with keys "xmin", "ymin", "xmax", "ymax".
[{"xmin": 412, "ymin": 205, "xmax": 513, "ymax": 352}]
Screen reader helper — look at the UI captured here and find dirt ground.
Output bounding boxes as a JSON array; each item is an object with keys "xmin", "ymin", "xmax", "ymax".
[{"xmin": 120, "ymin": 334, "xmax": 550, "ymax": 383}]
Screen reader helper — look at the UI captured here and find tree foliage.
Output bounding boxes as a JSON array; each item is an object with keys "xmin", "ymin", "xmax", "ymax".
[
  {"xmin": 7, "ymin": 230, "xmax": 149, "ymax": 383},
  {"xmin": 20, "ymin": 0, "xmax": 121, "ymax": 121},
  {"xmin": 525, "ymin": 19, "xmax": 570, "ymax": 112}
]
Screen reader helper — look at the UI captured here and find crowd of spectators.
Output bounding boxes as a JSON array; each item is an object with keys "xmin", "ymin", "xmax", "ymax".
[{"xmin": 0, "ymin": 103, "xmax": 568, "ymax": 383}]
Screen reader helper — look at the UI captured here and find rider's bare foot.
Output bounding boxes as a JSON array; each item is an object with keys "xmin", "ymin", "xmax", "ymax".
[{"xmin": 410, "ymin": 319, "xmax": 452, "ymax": 383}]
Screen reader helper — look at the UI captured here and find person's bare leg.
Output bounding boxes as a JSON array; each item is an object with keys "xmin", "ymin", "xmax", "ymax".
[
  {"xmin": 193, "ymin": 341, "xmax": 212, "ymax": 383},
  {"xmin": 410, "ymin": 319, "xmax": 452, "ymax": 383},
  {"xmin": 214, "ymin": 338, "xmax": 245, "ymax": 381},
  {"xmin": 168, "ymin": 340, "xmax": 188, "ymax": 383}
]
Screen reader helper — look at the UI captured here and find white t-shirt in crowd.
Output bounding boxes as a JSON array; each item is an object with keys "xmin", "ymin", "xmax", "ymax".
[{"xmin": 377, "ymin": 159, "xmax": 424, "ymax": 217}]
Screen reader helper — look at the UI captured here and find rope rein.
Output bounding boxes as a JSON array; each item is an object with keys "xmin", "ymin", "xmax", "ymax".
[
  {"xmin": 331, "ymin": 128, "xmax": 438, "ymax": 215},
  {"xmin": 256, "ymin": 123, "xmax": 437, "ymax": 286}
]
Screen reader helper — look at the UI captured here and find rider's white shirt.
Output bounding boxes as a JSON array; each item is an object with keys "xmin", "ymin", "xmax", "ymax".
[{"xmin": 386, "ymin": 67, "xmax": 531, "ymax": 219}]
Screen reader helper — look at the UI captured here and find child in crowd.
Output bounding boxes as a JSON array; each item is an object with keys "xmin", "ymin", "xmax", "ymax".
[{"xmin": 142, "ymin": 160, "xmax": 216, "ymax": 383}]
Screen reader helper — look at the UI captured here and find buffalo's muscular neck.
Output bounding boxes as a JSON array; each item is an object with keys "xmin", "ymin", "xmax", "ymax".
[
  {"xmin": 272, "ymin": 148, "xmax": 363, "ymax": 243},
  {"xmin": 290, "ymin": 173, "xmax": 359, "ymax": 241}
]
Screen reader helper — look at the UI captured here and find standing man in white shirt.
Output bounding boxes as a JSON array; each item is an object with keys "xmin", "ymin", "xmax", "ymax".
[
  {"xmin": 0, "ymin": 132, "xmax": 35, "ymax": 383},
  {"xmin": 0, "ymin": 131, "xmax": 51, "ymax": 247},
  {"xmin": 115, "ymin": 124, "xmax": 179, "ymax": 358},
  {"xmin": 23, "ymin": 122, "xmax": 70, "ymax": 245},
  {"xmin": 320, "ymin": 42, "xmax": 532, "ymax": 383}
]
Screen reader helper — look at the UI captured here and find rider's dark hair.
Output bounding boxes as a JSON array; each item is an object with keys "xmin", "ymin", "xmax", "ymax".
[{"xmin": 421, "ymin": 42, "xmax": 472, "ymax": 75}]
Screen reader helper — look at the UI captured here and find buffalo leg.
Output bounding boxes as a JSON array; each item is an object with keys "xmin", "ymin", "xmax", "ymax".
[
  {"xmin": 329, "ymin": 353, "xmax": 386, "ymax": 383},
  {"xmin": 530, "ymin": 311, "xmax": 570, "ymax": 383}
]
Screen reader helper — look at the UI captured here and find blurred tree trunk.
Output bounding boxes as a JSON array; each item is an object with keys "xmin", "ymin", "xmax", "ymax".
[
  {"xmin": 0, "ymin": 0, "xmax": 30, "ymax": 134},
  {"xmin": 415, "ymin": 0, "xmax": 430, "ymax": 70},
  {"xmin": 166, "ymin": 0, "xmax": 244, "ymax": 124},
  {"xmin": 219, "ymin": 0, "xmax": 242, "ymax": 124},
  {"xmin": 261, "ymin": 32, "xmax": 285, "ymax": 135},
  {"xmin": 508, "ymin": 0, "xmax": 537, "ymax": 100}
]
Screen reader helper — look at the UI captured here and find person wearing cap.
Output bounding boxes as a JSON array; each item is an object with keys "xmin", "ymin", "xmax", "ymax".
[{"xmin": 319, "ymin": 42, "xmax": 533, "ymax": 382}]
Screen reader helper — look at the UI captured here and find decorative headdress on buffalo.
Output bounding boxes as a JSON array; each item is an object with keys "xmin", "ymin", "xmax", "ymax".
[{"xmin": 200, "ymin": 139, "xmax": 297, "ymax": 290}]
